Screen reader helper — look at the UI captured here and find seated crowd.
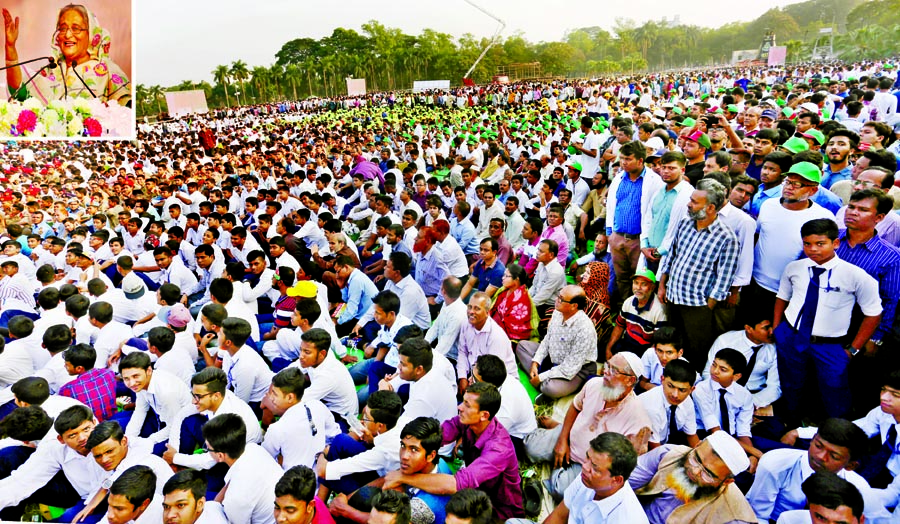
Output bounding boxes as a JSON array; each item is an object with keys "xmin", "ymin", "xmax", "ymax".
[{"xmin": 0, "ymin": 63, "xmax": 899, "ymax": 524}]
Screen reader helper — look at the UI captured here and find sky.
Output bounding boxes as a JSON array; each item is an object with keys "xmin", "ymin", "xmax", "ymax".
[{"xmin": 136, "ymin": 0, "xmax": 805, "ymax": 87}]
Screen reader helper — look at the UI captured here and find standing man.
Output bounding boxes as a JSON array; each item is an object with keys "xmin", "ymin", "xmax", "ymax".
[
  {"xmin": 658, "ymin": 179, "xmax": 740, "ymax": 368},
  {"xmin": 606, "ymin": 141, "xmax": 664, "ymax": 302},
  {"xmin": 639, "ymin": 151, "xmax": 693, "ymax": 273}
]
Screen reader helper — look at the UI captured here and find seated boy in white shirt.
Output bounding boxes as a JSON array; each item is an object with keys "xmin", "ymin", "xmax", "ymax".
[
  {"xmin": 639, "ymin": 359, "xmax": 700, "ymax": 450},
  {"xmin": 693, "ymin": 348, "xmax": 764, "ymax": 473},
  {"xmin": 638, "ymin": 326, "xmax": 688, "ymax": 392}
]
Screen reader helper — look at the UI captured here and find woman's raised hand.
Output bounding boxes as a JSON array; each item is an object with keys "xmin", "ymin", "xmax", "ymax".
[{"xmin": 2, "ymin": 9, "xmax": 18, "ymax": 49}]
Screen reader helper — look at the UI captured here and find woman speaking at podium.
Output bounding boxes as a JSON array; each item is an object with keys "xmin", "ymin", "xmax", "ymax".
[{"xmin": 3, "ymin": 4, "xmax": 130, "ymax": 106}]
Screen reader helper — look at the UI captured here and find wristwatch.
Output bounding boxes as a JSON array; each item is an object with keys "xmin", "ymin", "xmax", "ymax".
[{"xmin": 844, "ymin": 344, "xmax": 861, "ymax": 357}]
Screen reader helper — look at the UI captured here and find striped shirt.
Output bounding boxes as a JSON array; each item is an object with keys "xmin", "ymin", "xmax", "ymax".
[
  {"xmin": 415, "ymin": 246, "xmax": 448, "ymax": 297},
  {"xmin": 616, "ymin": 295, "xmax": 667, "ymax": 347},
  {"xmin": 836, "ymin": 231, "xmax": 900, "ymax": 342},
  {"xmin": 659, "ymin": 216, "xmax": 740, "ymax": 307},
  {"xmin": 612, "ymin": 172, "xmax": 644, "ymax": 235},
  {"xmin": 0, "ymin": 274, "xmax": 35, "ymax": 311}
]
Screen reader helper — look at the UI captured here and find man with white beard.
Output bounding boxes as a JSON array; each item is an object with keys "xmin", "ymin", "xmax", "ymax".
[
  {"xmin": 523, "ymin": 352, "xmax": 652, "ymax": 499},
  {"xmin": 627, "ymin": 431, "xmax": 756, "ymax": 524}
]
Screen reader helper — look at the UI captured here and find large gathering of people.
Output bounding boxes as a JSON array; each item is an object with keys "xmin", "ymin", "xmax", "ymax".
[{"xmin": 0, "ymin": 59, "xmax": 898, "ymax": 524}]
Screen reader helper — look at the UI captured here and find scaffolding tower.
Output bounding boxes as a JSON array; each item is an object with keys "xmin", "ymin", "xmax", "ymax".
[{"xmin": 495, "ymin": 62, "xmax": 544, "ymax": 82}]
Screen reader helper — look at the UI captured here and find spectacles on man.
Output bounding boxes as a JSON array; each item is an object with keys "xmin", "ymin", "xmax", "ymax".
[
  {"xmin": 191, "ymin": 391, "xmax": 214, "ymax": 401},
  {"xmin": 783, "ymin": 179, "xmax": 817, "ymax": 189}
]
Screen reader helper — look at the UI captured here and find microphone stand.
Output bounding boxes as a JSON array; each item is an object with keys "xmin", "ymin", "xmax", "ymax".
[
  {"xmin": 0, "ymin": 56, "xmax": 54, "ymax": 73},
  {"xmin": 9, "ymin": 59, "xmax": 56, "ymax": 102},
  {"xmin": 69, "ymin": 61, "xmax": 96, "ymax": 99}
]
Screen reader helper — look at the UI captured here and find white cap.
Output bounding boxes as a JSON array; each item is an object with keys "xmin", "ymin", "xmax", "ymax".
[
  {"xmin": 799, "ymin": 102, "xmax": 819, "ymax": 114},
  {"xmin": 705, "ymin": 431, "xmax": 750, "ymax": 476},
  {"xmin": 617, "ymin": 352, "xmax": 645, "ymax": 379}
]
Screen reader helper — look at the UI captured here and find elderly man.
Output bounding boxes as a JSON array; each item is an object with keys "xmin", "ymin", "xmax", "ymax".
[
  {"xmin": 456, "ymin": 292, "xmax": 516, "ymax": 393},
  {"xmin": 524, "ymin": 352, "xmax": 652, "ymax": 498},
  {"xmin": 516, "ymin": 285, "xmax": 597, "ymax": 399},
  {"xmin": 657, "ymin": 179, "xmax": 740, "ymax": 369},
  {"xmin": 628, "ymin": 431, "xmax": 755, "ymax": 524}
]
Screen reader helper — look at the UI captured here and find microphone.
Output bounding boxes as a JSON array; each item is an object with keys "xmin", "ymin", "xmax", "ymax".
[
  {"xmin": 104, "ymin": 78, "xmax": 131, "ymax": 102},
  {"xmin": 68, "ymin": 60, "xmax": 96, "ymax": 99},
  {"xmin": 0, "ymin": 55, "xmax": 55, "ymax": 73},
  {"xmin": 9, "ymin": 58, "xmax": 57, "ymax": 102}
]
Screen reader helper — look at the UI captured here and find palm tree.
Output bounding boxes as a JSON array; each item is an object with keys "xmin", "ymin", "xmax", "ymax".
[
  {"xmin": 285, "ymin": 64, "xmax": 300, "ymax": 101},
  {"xmin": 634, "ymin": 22, "xmax": 659, "ymax": 60},
  {"xmin": 213, "ymin": 65, "xmax": 231, "ymax": 107},
  {"xmin": 230, "ymin": 60, "xmax": 250, "ymax": 106},
  {"xmin": 147, "ymin": 85, "xmax": 164, "ymax": 114},
  {"xmin": 135, "ymin": 84, "xmax": 148, "ymax": 117},
  {"xmin": 251, "ymin": 66, "xmax": 269, "ymax": 103},
  {"xmin": 268, "ymin": 63, "xmax": 284, "ymax": 101}
]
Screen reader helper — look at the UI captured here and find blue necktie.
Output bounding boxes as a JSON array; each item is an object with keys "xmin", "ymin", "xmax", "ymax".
[{"xmin": 797, "ymin": 267, "xmax": 827, "ymax": 341}]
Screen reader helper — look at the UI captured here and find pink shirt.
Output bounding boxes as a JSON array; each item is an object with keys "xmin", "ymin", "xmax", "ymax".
[
  {"xmin": 540, "ymin": 224, "xmax": 569, "ymax": 265},
  {"xmin": 312, "ymin": 497, "xmax": 336, "ymax": 524},
  {"xmin": 569, "ymin": 380, "xmax": 652, "ymax": 466}
]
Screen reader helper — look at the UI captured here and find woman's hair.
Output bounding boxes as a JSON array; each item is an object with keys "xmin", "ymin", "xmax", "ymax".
[{"xmin": 505, "ymin": 263, "xmax": 526, "ymax": 286}]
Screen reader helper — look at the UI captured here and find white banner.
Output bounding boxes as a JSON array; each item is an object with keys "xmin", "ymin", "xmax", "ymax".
[
  {"xmin": 164, "ymin": 90, "xmax": 209, "ymax": 117},
  {"xmin": 346, "ymin": 78, "xmax": 367, "ymax": 96},
  {"xmin": 412, "ymin": 80, "xmax": 451, "ymax": 92}
]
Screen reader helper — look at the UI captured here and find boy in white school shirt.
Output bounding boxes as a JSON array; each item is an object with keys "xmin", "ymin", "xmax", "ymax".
[
  {"xmin": 638, "ymin": 326, "xmax": 688, "ymax": 392},
  {"xmin": 218, "ymin": 317, "xmax": 273, "ymax": 417},
  {"xmin": 262, "ymin": 367, "xmax": 339, "ymax": 471},
  {"xmin": 639, "ymin": 359, "xmax": 700, "ymax": 450},
  {"xmin": 692, "ymin": 348, "xmax": 763, "ymax": 473},
  {"xmin": 203, "ymin": 413, "xmax": 281, "ymax": 524}
]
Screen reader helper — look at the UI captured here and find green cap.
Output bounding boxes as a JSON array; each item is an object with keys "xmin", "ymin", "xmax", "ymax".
[
  {"xmin": 531, "ymin": 142, "xmax": 542, "ymax": 149},
  {"xmin": 786, "ymin": 161, "xmax": 821, "ymax": 183},
  {"xmin": 801, "ymin": 129, "xmax": 826, "ymax": 146},
  {"xmin": 776, "ymin": 98, "xmax": 787, "ymax": 107},
  {"xmin": 569, "ymin": 161, "xmax": 583, "ymax": 172},
  {"xmin": 672, "ymin": 107, "xmax": 684, "ymax": 115},
  {"xmin": 680, "ymin": 117, "xmax": 696, "ymax": 128},
  {"xmin": 782, "ymin": 107, "xmax": 794, "ymax": 118},
  {"xmin": 726, "ymin": 104, "xmax": 739, "ymax": 113},
  {"xmin": 782, "ymin": 136, "xmax": 810, "ymax": 154},
  {"xmin": 633, "ymin": 268, "xmax": 657, "ymax": 283},
  {"xmin": 567, "ymin": 145, "xmax": 578, "ymax": 155}
]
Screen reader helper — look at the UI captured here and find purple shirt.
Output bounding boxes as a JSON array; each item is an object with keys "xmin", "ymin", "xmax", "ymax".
[
  {"xmin": 441, "ymin": 417, "xmax": 524, "ymax": 521},
  {"xmin": 456, "ymin": 318, "xmax": 516, "ymax": 380}
]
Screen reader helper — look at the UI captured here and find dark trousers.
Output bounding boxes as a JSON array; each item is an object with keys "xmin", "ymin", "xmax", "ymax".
[
  {"xmin": 609, "ymin": 232, "xmax": 640, "ymax": 303},
  {"xmin": 774, "ymin": 322, "xmax": 852, "ymax": 429},
  {"xmin": 322, "ymin": 433, "xmax": 379, "ymax": 495},
  {"xmin": 668, "ymin": 303, "xmax": 716, "ymax": 372}
]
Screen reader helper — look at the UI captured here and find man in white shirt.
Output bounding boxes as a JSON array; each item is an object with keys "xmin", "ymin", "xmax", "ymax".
[
  {"xmin": 316, "ymin": 390, "xmax": 407, "ymax": 497},
  {"xmin": 293, "ymin": 328, "xmax": 358, "ymax": 418},
  {"xmin": 262, "ymin": 367, "xmax": 339, "ymax": 470},
  {"xmin": 0, "ymin": 405, "xmax": 105, "ymax": 519},
  {"xmin": 104, "ymin": 464, "xmax": 163, "ymax": 524},
  {"xmin": 89, "ymin": 302, "xmax": 134, "ymax": 369},
  {"xmin": 161, "ymin": 469, "xmax": 229, "ymax": 524},
  {"xmin": 746, "ymin": 418, "xmax": 889, "ymax": 522},
  {"xmin": 395, "ymin": 338, "xmax": 457, "ymax": 424},
  {"xmin": 163, "ymin": 367, "xmax": 261, "ymax": 473},
  {"xmin": 424, "ymin": 276, "xmax": 467, "ymax": 361},
  {"xmin": 218, "ymin": 317, "xmax": 273, "ymax": 415},
  {"xmin": 473, "ymin": 354, "xmax": 537, "ymax": 443},
  {"xmin": 117, "ymin": 352, "xmax": 192, "ymax": 454},
  {"xmin": 202, "ymin": 413, "xmax": 280, "ymax": 524},
  {"xmin": 0, "ymin": 315, "xmax": 36, "ymax": 387},
  {"xmin": 542, "ymin": 432, "xmax": 648, "ymax": 524},
  {"xmin": 154, "ymin": 247, "xmax": 198, "ymax": 296}
]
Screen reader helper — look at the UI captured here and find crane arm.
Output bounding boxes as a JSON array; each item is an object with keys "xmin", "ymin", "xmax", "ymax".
[{"xmin": 462, "ymin": 0, "xmax": 506, "ymax": 80}]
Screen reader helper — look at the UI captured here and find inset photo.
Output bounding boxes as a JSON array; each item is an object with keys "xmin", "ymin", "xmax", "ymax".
[{"xmin": 0, "ymin": 0, "xmax": 133, "ymax": 139}]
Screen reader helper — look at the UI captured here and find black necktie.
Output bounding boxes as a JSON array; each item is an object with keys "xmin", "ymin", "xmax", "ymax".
[
  {"xmin": 719, "ymin": 388, "xmax": 731, "ymax": 434},
  {"xmin": 667, "ymin": 404, "xmax": 685, "ymax": 445},
  {"xmin": 859, "ymin": 425, "xmax": 898, "ymax": 488},
  {"xmin": 737, "ymin": 345, "xmax": 763, "ymax": 387}
]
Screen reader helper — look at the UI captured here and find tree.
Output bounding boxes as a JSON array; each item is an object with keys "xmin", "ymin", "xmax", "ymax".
[
  {"xmin": 251, "ymin": 66, "xmax": 269, "ymax": 103},
  {"xmin": 230, "ymin": 60, "xmax": 249, "ymax": 105},
  {"xmin": 213, "ymin": 65, "xmax": 231, "ymax": 107},
  {"xmin": 147, "ymin": 85, "xmax": 164, "ymax": 114}
]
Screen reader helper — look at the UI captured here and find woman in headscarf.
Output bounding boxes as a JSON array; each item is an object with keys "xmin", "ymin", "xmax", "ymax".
[
  {"xmin": 490, "ymin": 263, "xmax": 538, "ymax": 343},
  {"xmin": 580, "ymin": 261, "xmax": 611, "ymax": 334},
  {"xmin": 3, "ymin": 4, "xmax": 130, "ymax": 105}
]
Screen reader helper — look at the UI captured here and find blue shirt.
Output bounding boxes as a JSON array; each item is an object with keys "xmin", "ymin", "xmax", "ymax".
[
  {"xmin": 748, "ymin": 184, "xmax": 783, "ymax": 217},
  {"xmin": 613, "ymin": 170, "xmax": 645, "ymax": 235},
  {"xmin": 745, "ymin": 157, "xmax": 764, "ymax": 181},
  {"xmin": 472, "ymin": 259, "xmax": 505, "ymax": 292},
  {"xmin": 338, "ymin": 269, "xmax": 379, "ymax": 325},
  {"xmin": 811, "ymin": 186, "xmax": 843, "ymax": 214},
  {"xmin": 450, "ymin": 218, "xmax": 479, "ymax": 255},
  {"xmin": 836, "ymin": 231, "xmax": 900, "ymax": 342},
  {"xmin": 822, "ymin": 164, "xmax": 853, "ymax": 190}
]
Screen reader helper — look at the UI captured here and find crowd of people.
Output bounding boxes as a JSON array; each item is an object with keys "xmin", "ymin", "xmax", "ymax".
[{"xmin": 0, "ymin": 58, "xmax": 899, "ymax": 524}]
